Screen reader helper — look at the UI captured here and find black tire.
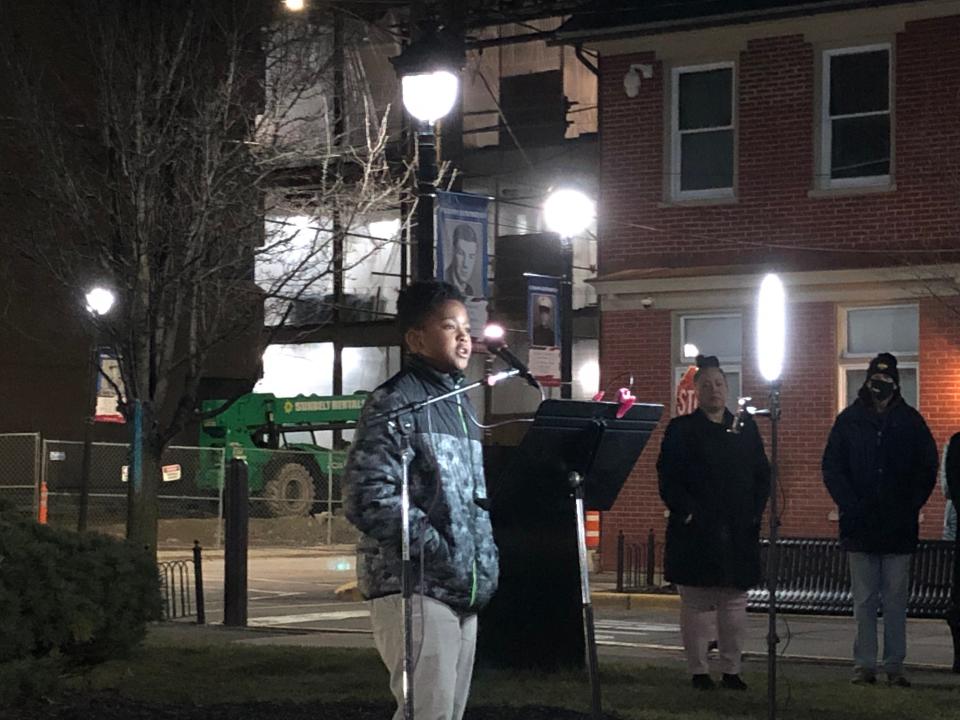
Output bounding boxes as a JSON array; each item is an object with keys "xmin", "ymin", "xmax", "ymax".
[{"xmin": 262, "ymin": 460, "xmax": 317, "ymax": 517}]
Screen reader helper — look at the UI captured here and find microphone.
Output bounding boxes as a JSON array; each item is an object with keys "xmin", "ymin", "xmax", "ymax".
[
  {"xmin": 728, "ymin": 396, "xmax": 757, "ymax": 434},
  {"xmin": 485, "ymin": 337, "xmax": 541, "ymax": 391}
]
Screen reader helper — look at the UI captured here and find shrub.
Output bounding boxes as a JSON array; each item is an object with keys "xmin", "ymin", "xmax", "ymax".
[{"xmin": 0, "ymin": 514, "xmax": 162, "ymax": 666}]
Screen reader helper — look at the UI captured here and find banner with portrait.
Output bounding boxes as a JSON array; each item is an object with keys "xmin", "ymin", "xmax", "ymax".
[
  {"xmin": 436, "ymin": 191, "xmax": 489, "ymax": 335},
  {"xmin": 95, "ymin": 350, "xmax": 126, "ymax": 423},
  {"xmin": 527, "ymin": 275, "xmax": 561, "ymax": 386}
]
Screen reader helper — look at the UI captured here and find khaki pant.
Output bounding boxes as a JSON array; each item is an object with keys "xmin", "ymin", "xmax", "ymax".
[
  {"xmin": 370, "ymin": 594, "xmax": 478, "ymax": 720},
  {"xmin": 677, "ymin": 585, "xmax": 748, "ymax": 675}
]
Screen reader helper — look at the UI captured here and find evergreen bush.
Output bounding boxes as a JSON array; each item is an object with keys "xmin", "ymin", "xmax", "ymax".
[{"xmin": 0, "ymin": 513, "xmax": 162, "ymax": 665}]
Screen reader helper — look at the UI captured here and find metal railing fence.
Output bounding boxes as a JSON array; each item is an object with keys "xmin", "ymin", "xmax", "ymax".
[{"xmin": 0, "ymin": 433, "xmax": 41, "ymax": 519}]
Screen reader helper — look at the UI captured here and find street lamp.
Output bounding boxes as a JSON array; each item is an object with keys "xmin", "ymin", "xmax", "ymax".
[
  {"xmin": 391, "ymin": 37, "xmax": 464, "ymax": 720},
  {"xmin": 78, "ymin": 286, "xmax": 116, "ymax": 532},
  {"xmin": 392, "ymin": 32, "xmax": 463, "ymax": 282},
  {"xmin": 756, "ymin": 272, "xmax": 785, "ymax": 720},
  {"xmin": 543, "ymin": 188, "xmax": 595, "ymax": 399}
]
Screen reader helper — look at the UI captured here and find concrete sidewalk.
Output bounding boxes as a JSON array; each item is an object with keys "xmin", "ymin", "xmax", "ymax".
[{"xmin": 161, "ymin": 549, "xmax": 960, "ymax": 680}]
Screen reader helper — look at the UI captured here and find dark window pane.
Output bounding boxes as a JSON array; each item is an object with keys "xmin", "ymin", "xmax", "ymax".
[
  {"xmin": 679, "ymin": 68, "xmax": 732, "ymax": 130},
  {"xmin": 830, "ymin": 50, "xmax": 888, "ymax": 116},
  {"xmin": 681, "ymin": 129, "xmax": 734, "ymax": 190},
  {"xmin": 831, "ymin": 114, "xmax": 890, "ymax": 179}
]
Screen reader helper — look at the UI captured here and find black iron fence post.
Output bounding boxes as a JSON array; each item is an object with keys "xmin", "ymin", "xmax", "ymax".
[
  {"xmin": 193, "ymin": 540, "xmax": 206, "ymax": 625},
  {"xmin": 616, "ymin": 531, "xmax": 625, "ymax": 592},
  {"xmin": 223, "ymin": 459, "xmax": 248, "ymax": 627},
  {"xmin": 645, "ymin": 528, "xmax": 656, "ymax": 587}
]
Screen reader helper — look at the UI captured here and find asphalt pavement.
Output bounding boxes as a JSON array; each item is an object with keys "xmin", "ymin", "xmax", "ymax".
[{"xmin": 161, "ymin": 546, "xmax": 960, "ymax": 682}]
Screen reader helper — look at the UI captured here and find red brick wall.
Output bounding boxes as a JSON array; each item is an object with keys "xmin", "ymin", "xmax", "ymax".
[
  {"xmin": 597, "ymin": 308, "xmax": 672, "ymax": 565},
  {"xmin": 599, "ymin": 298, "xmax": 960, "ymax": 568},
  {"xmin": 597, "ymin": 17, "xmax": 960, "ymax": 274},
  {"xmin": 596, "ymin": 13, "xmax": 960, "ymax": 568}
]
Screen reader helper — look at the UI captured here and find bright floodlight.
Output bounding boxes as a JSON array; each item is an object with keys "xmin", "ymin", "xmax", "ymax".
[
  {"xmin": 543, "ymin": 188, "xmax": 595, "ymax": 238},
  {"xmin": 484, "ymin": 324, "xmax": 505, "ymax": 342},
  {"xmin": 85, "ymin": 287, "xmax": 116, "ymax": 317},
  {"xmin": 401, "ymin": 71, "xmax": 459, "ymax": 124},
  {"xmin": 683, "ymin": 343, "xmax": 699, "ymax": 360},
  {"xmin": 757, "ymin": 273, "xmax": 786, "ymax": 382},
  {"xmin": 578, "ymin": 360, "xmax": 601, "ymax": 397},
  {"xmin": 283, "ymin": 0, "xmax": 305, "ymax": 11}
]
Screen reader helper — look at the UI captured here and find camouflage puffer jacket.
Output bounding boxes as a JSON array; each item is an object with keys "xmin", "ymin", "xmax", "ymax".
[{"xmin": 344, "ymin": 355, "xmax": 499, "ymax": 612}]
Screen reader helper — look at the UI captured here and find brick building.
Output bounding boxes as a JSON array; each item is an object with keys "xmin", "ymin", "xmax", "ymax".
[{"xmin": 557, "ymin": 0, "xmax": 960, "ymax": 565}]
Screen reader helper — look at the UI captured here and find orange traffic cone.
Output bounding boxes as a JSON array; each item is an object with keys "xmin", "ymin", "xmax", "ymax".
[{"xmin": 38, "ymin": 480, "xmax": 48, "ymax": 524}]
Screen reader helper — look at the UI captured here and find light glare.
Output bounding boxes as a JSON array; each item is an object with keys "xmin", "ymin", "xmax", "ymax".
[
  {"xmin": 368, "ymin": 219, "xmax": 401, "ymax": 240},
  {"xmin": 578, "ymin": 360, "xmax": 601, "ymax": 397},
  {"xmin": 757, "ymin": 274, "xmax": 786, "ymax": 382},
  {"xmin": 283, "ymin": 0, "xmax": 306, "ymax": 11},
  {"xmin": 683, "ymin": 343, "xmax": 699, "ymax": 359},
  {"xmin": 85, "ymin": 287, "xmax": 116, "ymax": 316},
  {"xmin": 543, "ymin": 189, "xmax": 595, "ymax": 238},
  {"xmin": 401, "ymin": 71, "xmax": 459, "ymax": 123},
  {"xmin": 484, "ymin": 324, "xmax": 505, "ymax": 341}
]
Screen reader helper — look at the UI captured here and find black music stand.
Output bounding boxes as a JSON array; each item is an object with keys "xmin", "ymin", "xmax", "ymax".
[{"xmin": 479, "ymin": 399, "xmax": 663, "ymax": 720}]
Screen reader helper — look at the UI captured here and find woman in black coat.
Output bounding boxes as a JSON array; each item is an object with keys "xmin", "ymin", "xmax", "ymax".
[{"xmin": 657, "ymin": 356, "xmax": 770, "ymax": 690}]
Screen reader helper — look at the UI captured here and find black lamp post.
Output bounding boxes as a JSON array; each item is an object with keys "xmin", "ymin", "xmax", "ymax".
[
  {"xmin": 543, "ymin": 188, "xmax": 595, "ymax": 399},
  {"xmin": 78, "ymin": 286, "xmax": 115, "ymax": 532},
  {"xmin": 392, "ymin": 31, "xmax": 463, "ymax": 281}
]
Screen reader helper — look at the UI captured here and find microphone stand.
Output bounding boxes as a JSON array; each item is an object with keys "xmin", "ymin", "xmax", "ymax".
[
  {"xmin": 366, "ymin": 368, "xmax": 520, "ymax": 720},
  {"xmin": 764, "ymin": 383, "xmax": 782, "ymax": 720},
  {"xmin": 729, "ymin": 386, "xmax": 782, "ymax": 720}
]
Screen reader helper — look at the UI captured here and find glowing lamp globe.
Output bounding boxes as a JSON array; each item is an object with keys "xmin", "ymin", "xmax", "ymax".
[
  {"xmin": 85, "ymin": 287, "xmax": 116, "ymax": 317},
  {"xmin": 401, "ymin": 71, "xmax": 459, "ymax": 124},
  {"xmin": 757, "ymin": 273, "xmax": 786, "ymax": 383},
  {"xmin": 543, "ymin": 189, "xmax": 595, "ymax": 238}
]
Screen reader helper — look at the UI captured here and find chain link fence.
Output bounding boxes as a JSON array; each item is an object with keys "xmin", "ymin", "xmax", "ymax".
[
  {"xmin": 40, "ymin": 440, "xmax": 226, "ymax": 548},
  {"xmin": 0, "ymin": 436, "xmax": 357, "ymax": 549},
  {"xmin": 0, "ymin": 433, "xmax": 41, "ymax": 519}
]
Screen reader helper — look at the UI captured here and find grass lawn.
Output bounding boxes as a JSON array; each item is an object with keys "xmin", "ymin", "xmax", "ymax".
[{"xmin": 48, "ymin": 625, "xmax": 960, "ymax": 719}]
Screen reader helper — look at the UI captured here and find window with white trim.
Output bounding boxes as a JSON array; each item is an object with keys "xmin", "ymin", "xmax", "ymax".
[
  {"xmin": 677, "ymin": 313, "xmax": 742, "ymax": 412},
  {"xmin": 821, "ymin": 45, "xmax": 891, "ymax": 188},
  {"xmin": 839, "ymin": 304, "xmax": 918, "ymax": 409},
  {"xmin": 671, "ymin": 63, "xmax": 735, "ymax": 199}
]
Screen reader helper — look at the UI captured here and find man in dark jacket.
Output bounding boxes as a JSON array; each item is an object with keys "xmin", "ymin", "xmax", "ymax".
[
  {"xmin": 822, "ymin": 352, "xmax": 937, "ymax": 687},
  {"xmin": 657, "ymin": 355, "xmax": 771, "ymax": 691},
  {"xmin": 344, "ymin": 281, "xmax": 498, "ymax": 720}
]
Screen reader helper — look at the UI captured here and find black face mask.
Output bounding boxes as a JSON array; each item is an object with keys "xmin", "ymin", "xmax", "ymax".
[{"xmin": 868, "ymin": 379, "xmax": 896, "ymax": 402}]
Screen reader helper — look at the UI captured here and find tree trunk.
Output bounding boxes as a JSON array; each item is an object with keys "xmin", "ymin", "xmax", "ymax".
[{"xmin": 126, "ymin": 404, "xmax": 163, "ymax": 559}]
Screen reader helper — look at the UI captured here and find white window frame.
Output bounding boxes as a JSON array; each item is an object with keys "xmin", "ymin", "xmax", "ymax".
[
  {"xmin": 838, "ymin": 303, "xmax": 919, "ymax": 411},
  {"xmin": 840, "ymin": 303, "xmax": 918, "ymax": 359},
  {"xmin": 820, "ymin": 44, "xmax": 892, "ymax": 189},
  {"xmin": 838, "ymin": 362, "xmax": 919, "ymax": 412},
  {"xmin": 676, "ymin": 312, "xmax": 743, "ymax": 413},
  {"xmin": 671, "ymin": 62, "xmax": 736, "ymax": 200},
  {"xmin": 679, "ymin": 312, "xmax": 742, "ymax": 365}
]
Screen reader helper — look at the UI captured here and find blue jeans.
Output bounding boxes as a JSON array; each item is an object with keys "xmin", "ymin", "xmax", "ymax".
[{"xmin": 848, "ymin": 552, "xmax": 911, "ymax": 675}]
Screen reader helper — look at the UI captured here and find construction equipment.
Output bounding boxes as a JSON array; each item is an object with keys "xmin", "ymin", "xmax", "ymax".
[{"xmin": 198, "ymin": 393, "xmax": 366, "ymax": 516}]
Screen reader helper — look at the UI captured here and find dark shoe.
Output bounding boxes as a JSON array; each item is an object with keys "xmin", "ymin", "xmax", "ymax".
[
  {"xmin": 721, "ymin": 673, "xmax": 748, "ymax": 690},
  {"xmin": 691, "ymin": 674, "xmax": 715, "ymax": 690},
  {"xmin": 887, "ymin": 673, "xmax": 911, "ymax": 688},
  {"xmin": 851, "ymin": 669, "xmax": 877, "ymax": 685}
]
